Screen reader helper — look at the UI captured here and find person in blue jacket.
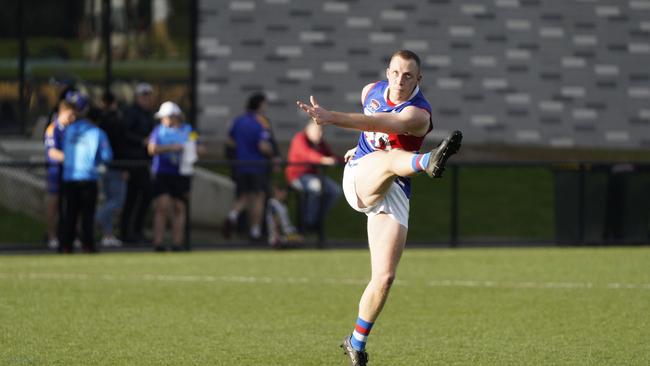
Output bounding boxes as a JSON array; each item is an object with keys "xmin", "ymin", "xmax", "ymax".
[{"xmin": 59, "ymin": 93, "xmax": 113, "ymax": 253}]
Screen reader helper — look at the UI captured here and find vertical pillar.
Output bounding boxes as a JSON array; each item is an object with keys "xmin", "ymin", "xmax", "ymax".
[
  {"xmin": 102, "ymin": 0, "xmax": 112, "ymax": 94},
  {"xmin": 450, "ymin": 165, "xmax": 459, "ymax": 247}
]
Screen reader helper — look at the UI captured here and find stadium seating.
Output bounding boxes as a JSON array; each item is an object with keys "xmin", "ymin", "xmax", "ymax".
[{"xmin": 196, "ymin": 0, "xmax": 650, "ymax": 148}]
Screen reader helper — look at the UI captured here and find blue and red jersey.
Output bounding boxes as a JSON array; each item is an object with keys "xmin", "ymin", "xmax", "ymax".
[{"xmin": 352, "ymin": 80, "xmax": 433, "ymax": 198}]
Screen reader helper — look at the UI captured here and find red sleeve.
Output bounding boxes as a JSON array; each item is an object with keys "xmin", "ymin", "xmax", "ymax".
[{"xmin": 288, "ymin": 132, "xmax": 326, "ymax": 164}]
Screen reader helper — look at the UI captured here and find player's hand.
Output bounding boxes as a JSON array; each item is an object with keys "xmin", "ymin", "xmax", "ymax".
[
  {"xmin": 296, "ymin": 95, "xmax": 334, "ymax": 125},
  {"xmin": 344, "ymin": 147, "xmax": 357, "ymax": 162}
]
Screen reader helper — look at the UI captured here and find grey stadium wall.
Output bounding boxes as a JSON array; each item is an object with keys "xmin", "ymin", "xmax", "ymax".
[{"xmin": 196, "ymin": 0, "xmax": 650, "ymax": 148}]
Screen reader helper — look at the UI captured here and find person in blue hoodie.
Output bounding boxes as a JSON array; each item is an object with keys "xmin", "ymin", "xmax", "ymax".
[{"xmin": 59, "ymin": 92, "xmax": 113, "ymax": 253}]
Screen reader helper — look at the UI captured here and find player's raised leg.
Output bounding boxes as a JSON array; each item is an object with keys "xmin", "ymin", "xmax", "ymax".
[{"xmin": 353, "ymin": 130, "xmax": 463, "ymax": 208}]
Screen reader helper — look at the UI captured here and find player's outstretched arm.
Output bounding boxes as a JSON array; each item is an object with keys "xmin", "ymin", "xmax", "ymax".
[{"xmin": 296, "ymin": 95, "xmax": 430, "ymax": 137}]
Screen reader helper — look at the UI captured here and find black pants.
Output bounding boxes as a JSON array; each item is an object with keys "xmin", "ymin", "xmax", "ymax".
[
  {"xmin": 120, "ymin": 166, "xmax": 152, "ymax": 240},
  {"xmin": 59, "ymin": 181, "xmax": 98, "ymax": 253}
]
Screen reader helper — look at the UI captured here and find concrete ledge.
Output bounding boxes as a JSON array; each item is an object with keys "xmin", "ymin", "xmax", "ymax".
[{"xmin": 190, "ymin": 167, "xmax": 235, "ymax": 228}]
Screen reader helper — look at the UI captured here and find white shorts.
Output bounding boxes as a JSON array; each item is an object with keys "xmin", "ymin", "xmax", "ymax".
[{"xmin": 342, "ymin": 158, "xmax": 410, "ymax": 228}]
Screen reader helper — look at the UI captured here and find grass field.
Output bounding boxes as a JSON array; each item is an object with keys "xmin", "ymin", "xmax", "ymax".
[{"xmin": 1, "ymin": 247, "xmax": 649, "ymax": 365}]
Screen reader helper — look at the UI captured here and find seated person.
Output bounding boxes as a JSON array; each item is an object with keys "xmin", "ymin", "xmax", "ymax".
[{"xmin": 285, "ymin": 120, "xmax": 342, "ymax": 229}]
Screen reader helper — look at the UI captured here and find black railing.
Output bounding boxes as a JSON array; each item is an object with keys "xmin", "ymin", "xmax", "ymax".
[{"xmin": 0, "ymin": 159, "xmax": 649, "ymax": 249}]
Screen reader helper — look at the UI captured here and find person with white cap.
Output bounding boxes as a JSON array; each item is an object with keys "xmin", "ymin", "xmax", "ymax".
[
  {"xmin": 147, "ymin": 101, "xmax": 203, "ymax": 251},
  {"xmin": 121, "ymin": 82, "xmax": 155, "ymax": 243}
]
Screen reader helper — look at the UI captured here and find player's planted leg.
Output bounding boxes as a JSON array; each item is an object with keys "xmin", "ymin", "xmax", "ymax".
[
  {"xmin": 341, "ymin": 335, "xmax": 369, "ymax": 366},
  {"xmin": 341, "ymin": 213, "xmax": 406, "ymax": 365}
]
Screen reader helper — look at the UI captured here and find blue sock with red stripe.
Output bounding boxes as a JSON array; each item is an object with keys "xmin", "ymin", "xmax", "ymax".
[
  {"xmin": 411, "ymin": 152, "xmax": 432, "ymax": 173},
  {"xmin": 350, "ymin": 317, "xmax": 374, "ymax": 351}
]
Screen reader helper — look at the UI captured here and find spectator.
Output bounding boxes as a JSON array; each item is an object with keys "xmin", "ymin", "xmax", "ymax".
[
  {"xmin": 121, "ymin": 82, "xmax": 155, "ymax": 243},
  {"xmin": 95, "ymin": 92, "xmax": 128, "ymax": 247},
  {"xmin": 285, "ymin": 120, "xmax": 342, "ymax": 229},
  {"xmin": 58, "ymin": 93, "xmax": 113, "ymax": 253},
  {"xmin": 147, "ymin": 101, "xmax": 203, "ymax": 252},
  {"xmin": 225, "ymin": 95, "xmax": 281, "ymax": 196},
  {"xmin": 43, "ymin": 96, "xmax": 78, "ymax": 249},
  {"xmin": 266, "ymin": 184, "xmax": 303, "ymax": 248},
  {"xmin": 222, "ymin": 93, "xmax": 274, "ymax": 241}
]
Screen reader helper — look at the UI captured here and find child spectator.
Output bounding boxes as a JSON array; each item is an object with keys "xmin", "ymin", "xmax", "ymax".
[{"xmin": 266, "ymin": 185, "xmax": 303, "ymax": 248}]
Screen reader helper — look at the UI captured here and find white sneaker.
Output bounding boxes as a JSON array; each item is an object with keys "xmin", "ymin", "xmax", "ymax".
[
  {"xmin": 48, "ymin": 238, "xmax": 59, "ymax": 250},
  {"xmin": 101, "ymin": 236, "xmax": 123, "ymax": 247}
]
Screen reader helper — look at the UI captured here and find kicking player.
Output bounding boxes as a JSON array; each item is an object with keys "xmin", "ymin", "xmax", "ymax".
[{"xmin": 297, "ymin": 50, "xmax": 462, "ymax": 366}]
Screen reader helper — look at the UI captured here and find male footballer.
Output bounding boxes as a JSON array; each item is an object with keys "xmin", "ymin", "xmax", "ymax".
[{"xmin": 297, "ymin": 49, "xmax": 462, "ymax": 365}]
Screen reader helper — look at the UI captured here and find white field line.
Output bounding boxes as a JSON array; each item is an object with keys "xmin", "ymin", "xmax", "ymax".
[
  {"xmin": 428, "ymin": 280, "xmax": 650, "ymax": 290},
  {"xmin": 1, "ymin": 272, "xmax": 650, "ymax": 291}
]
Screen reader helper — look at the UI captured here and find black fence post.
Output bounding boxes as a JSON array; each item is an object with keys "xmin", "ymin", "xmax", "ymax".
[
  {"xmin": 450, "ymin": 164, "xmax": 459, "ymax": 248},
  {"xmin": 185, "ymin": 191, "xmax": 192, "ymax": 251},
  {"xmin": 185, "ymin": 0, "xmax": 198, "ymax": 251},
  {"xmin": 577, "ymin": 163, "xmax": 586, "ymax": 245},
  {"xmin": 189, "ymin": 0, "xmax": 198, "ymax": 127},
  {"xmin": 316, "ymin": 164, "xmax": 326, "ymax": 248},
  {"xmin": 18, "ymin": 1, "xmax": 26, "ymax": 135}
]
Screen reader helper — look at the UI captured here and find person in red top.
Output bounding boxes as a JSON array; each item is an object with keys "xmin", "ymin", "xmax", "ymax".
[{"xmin": 285, "ymin": 120, "xmax": 342, "ymax": 229}]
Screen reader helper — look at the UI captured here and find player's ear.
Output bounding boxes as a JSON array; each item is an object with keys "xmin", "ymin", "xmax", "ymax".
[{"xmin": 385, "ymin": 67, "xmax": 390, "ymax": 79}]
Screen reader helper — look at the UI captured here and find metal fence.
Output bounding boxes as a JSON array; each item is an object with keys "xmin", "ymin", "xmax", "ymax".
[{"xmin": 1, "ymin": 160, "xmax": 649, "ymax": 251}]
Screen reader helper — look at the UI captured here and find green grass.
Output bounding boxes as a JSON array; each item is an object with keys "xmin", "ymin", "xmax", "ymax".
[
  {"xmin": 1, "ymin": 248, "xmax": 649, "ymax": 365},
  {"xmin": 0, "ymin": 205, "xmax": 45, "ymax": 243}
]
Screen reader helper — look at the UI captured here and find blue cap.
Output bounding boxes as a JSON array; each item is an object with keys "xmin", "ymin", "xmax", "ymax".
[{"xmin": 64, "ymin": 90, "xmax": 89, "ymax": 112}]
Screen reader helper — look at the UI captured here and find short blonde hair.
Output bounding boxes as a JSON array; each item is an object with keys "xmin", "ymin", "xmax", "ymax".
[{"xmin": 390, "ymin": 49, "xmax": 421, "ymax": 70}]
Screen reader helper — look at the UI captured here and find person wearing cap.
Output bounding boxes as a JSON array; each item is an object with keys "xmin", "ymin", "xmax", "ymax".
[
  {"xmin": 58, "ymin": 93, "xmax": 113, "ymax": 253},
  {"xmin": 147, "ymin": 101, "xmax": 203, "ymax": 251},
  {"xmin": 120, "ymin": 82, "xmax": 155, "ymax": 243}
]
